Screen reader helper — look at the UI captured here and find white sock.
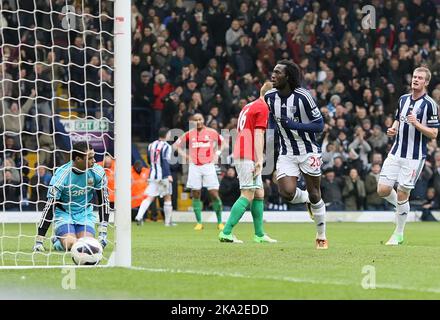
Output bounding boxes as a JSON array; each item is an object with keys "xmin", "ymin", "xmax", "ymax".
[
  {"xmin": 135, "ymin": 198, "xmax": 153, "ymax": 221},
  {"xmin": 164, "ymin": 201, "xmax": 173, "ymax": 225},
  {"xmin": 289, "ymin": 188, "xmax": 309, "ymax": 204},
  {"xmin": 310, "ymin": 199, "xmax": 326, "ymax": 240},
  {"xmin": 395, "ymin": 199, "xmax": 409, "ymax": 235},
  {"xmin": 383, "ymin": 189, "xmax": 397, "ymax": 208}
]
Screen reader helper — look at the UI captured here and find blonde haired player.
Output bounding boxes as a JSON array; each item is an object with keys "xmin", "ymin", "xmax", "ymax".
[
  {"xmin": 377, "ymin": 67, "xmax": 439, "ymax": 245},
  {"xmin": 173, "ymin": 114, "xmax": 225, "ymax": 230},
  {"xmin": 219, "ymin": 82, "xmax": 277, "ymax": 243}
]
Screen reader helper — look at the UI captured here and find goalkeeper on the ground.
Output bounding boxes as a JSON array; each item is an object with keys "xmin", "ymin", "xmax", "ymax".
[{"xmin": 33, "ymin": 141, "xmax": 110, "ymax": 252}]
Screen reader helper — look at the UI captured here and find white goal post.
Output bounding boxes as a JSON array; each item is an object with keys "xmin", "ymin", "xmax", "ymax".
[
  {"xmin": 113, "ymin": 0, "xmax": 131, "ymax": 268},
  {"xmin": 0, "ymin": 0, "xmax": 131, "ymax": 268}
]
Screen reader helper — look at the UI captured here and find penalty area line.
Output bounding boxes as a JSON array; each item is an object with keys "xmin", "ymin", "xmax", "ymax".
[{"xmin": 129, "ymin": 266, "xmax": 440, "ymax": 295}]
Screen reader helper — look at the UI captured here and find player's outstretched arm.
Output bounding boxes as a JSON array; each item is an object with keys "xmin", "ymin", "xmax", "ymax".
[
  {"xmin": 33, "ymin": 198, "xmax": 55, "ymax": 252},
  {"xmin": 279, "ymin": 116, "xmax": 324, "ymax": 133}
]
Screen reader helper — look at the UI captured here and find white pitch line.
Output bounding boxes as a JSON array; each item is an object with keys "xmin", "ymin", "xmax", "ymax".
[
  {"xmin": 129, "ymin": 266, "xmax": 440, "ymax": 295},
  {"xmin": 0, "ymin": 264, "xmax": 111, "ymax": 270}
]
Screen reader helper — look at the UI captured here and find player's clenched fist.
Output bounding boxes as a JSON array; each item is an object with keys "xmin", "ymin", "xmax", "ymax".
[
  {"xmin": 387, "ymin": 127, "xmax": 397, "ymax": 137},
  {"xmin": 407, "ymin": 114, "xmax": 418, "ymax": 125}
]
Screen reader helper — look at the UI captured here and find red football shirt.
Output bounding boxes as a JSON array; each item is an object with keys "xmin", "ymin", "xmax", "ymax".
[
  {"xmin": 233, "ymin": 97, "xmax": 269, "ymax": 161},
  {"xmin": 176, "ymin": 127, "xmax": 224, "ymax": 165}
]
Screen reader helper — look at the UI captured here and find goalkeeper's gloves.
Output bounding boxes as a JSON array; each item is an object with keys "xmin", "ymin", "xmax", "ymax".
[
  {"xmin": 33, "ymin": 235, "xmax": 45, "ymax": 252},
  {"xmin": 98, "ymin": 222, "xmax": 108, "ymax": 249}
]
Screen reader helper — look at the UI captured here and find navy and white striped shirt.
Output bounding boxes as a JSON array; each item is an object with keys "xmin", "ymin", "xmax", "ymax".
[
  {"xmin": 391, "ymin": 93, "xmax": 440, "ymax": 160},
  {"xmin": 147, "ymin": 140, "xmax": 172, "ymax": 180},
  {"xmin": 264, "ymin": 87, "xmax": 322, "ymax": 156}
]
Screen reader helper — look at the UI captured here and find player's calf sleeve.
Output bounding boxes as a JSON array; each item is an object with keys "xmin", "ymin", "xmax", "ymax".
[
  {"xmin": 383, "ymin": 189, "xmax": 397, "ymax": 208},
  {"xmin": 164, "ymin": 201, "xmax": 173, "ymax": 225},
  {"xmin": 310, "ymin": 199, "xmax": 326, "ymax": 240},
  {"xmin": 212, "ymin": 197, "xmax": 223, "ymax": 223},
  {"xmin": 192, "ymin": 198, "xmax": 203, "ymax": 223},
  {"xmin": 223, "ymin": 197, "xmax": 249, "ymax": 235},
  {"xmin": 135, "ymin": 197, "xmax": 152, "ymax": 221},
  {"xmin": 395, "ymin": 199, "xmax": 409, "ymax": 235},
  {"xmin": 251, "ymin": 199, "xmax": 265, "ymax": 237},
  {"xmin": 289, "ymin": 188, "xmax": 309, "ymax": 204}
]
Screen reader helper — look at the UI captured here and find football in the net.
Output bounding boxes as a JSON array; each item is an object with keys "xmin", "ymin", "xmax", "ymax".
[{"xmin": 71, "ymin": 237, "xmax": 103, "ymax": 266}]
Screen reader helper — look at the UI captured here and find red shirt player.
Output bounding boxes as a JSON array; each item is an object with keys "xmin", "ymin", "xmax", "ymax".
[
  {"xmin": 233, "ymin": 96, "xmax": 269, "ymax": 162},
  {"xmin": 219, "ymin": 82, "xmax": 277, "ymax": 244},
  {"xmin": 173, "ymin": 113, "xmax": 225, "ymax": 231}
]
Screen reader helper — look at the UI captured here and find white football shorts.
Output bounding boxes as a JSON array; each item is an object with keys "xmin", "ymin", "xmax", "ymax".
[
  {"xmin": 186, "ymin": 163, "xmax": 219, "ymax": 190},
  {"xmin": 234, "ymin": 159, "xmax": 263, "ymax": 189},
  {"xmin": 276, "ymin": 153, "xmax": 322, "ymax": 180},
  {"xmin": 145, "ymin": 179, "xmax": 172, "ymax": 197},
  {"xmin": 378, "ymin": 154, "xmax": 425, "ymax": 190}
]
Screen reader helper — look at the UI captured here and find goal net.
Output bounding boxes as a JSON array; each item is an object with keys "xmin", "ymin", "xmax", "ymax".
[{"xmin": 0, "ymin": 0, "xmax": 131, "ymax": 267}]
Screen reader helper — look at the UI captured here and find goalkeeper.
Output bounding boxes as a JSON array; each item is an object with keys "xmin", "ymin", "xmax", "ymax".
[{"xmin": 33, "ymin": 141, "xmax": 110, "ymax": 252}]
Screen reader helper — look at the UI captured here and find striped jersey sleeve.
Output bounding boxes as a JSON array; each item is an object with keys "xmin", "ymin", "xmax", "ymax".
[
  {"xmin": 296, "ymin": 88, "xmax": 322, "ymax": 122},
  {"xmin": 426, "ymin": 96, "xmax": 440, "ymax": 128}
]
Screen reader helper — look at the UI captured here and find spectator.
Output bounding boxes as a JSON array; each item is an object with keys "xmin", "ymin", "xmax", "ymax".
[
  {"xmin": 321, "ymin": 168, "xmax": 344, "ymax": 211},
  {"xmin": 98, "ymin": 155, "xmax": 115, "ymax": 210},
  {"xmin": 0, "ymin": 65, "xmax": 13, "ymax": 107},
  {"xmin": 206, "ymin": 106, "xmax": 223, "ymax": 129},
  {"xmin": 0, "ymin": 169, "xmax": 21, "ymax": 211},
  {"xmin": 152, "ymin": 73, "xmax": 173, "ymax": 140},
  {"xmin": 342, "ymin": 168, "xmax": 366, "ymax": 211},
  {"xmin": 131, "ymin": 160, "xmax": 150, "ymax": 221},
  {"xmin": 333, "ymin": 155, "xmax": 348, "ymax": 178},
  {"xmin": 0, "ymin": 92, "xmax": 35, "ymax": 149},
  {"xmin": 410, "ymin": 160, "xmax": 433, "ymax": 206},
  {"xmin": 30, "ymin": 63, "xmax": 53, "ymax": 133},
  {"xmin": 368, "ymin": 124, "xmax": 388, "ymax": 155},
  {"xmin": 266, "ymin": 172, "xmax": 287, "ymax": 211},
  {"xmin": 37, "ymin": 134, "xmax": 55, "ymax": 168},
  {"xmin": 169, "ymin": 46, "xmax": 192, "ymax": 80},
  {"xmin": 133, "ymin": 70, "xmax": 154, "ymax": 140},
  {"xmin": 153, "ymin": 44, "xmax": 172, "ymax": 76},
  {"xmin": 3, "ymin": 136, "xmax": 23, "ymax": 168},
  {"xmin": 219, "ymin": 167, "xmax": 240, "ymax": 210},
  {"xmin": 348, "ymin": 126, "xmax": 372, "ymax": 172},
  {"xmin": 233, "ymin": 35, "xmax": 256, "ymax": 76},
  {"xmin": 200, "ymin": 76, "xmax": 219, "ymax": 114},
  {"xmin": 420, "ymin": 187, "xmax": 439, "ymax": 221},
  {"xmin": 365, "ymin": 163, "xmax": 386, "ymax": 210},
  {"xmin": 225, "ymin": 19, "xmax": 244, "ymax": 55},
  {"xmin": 29, "ymin": 166, "xmax": 52, "ymax": 211}
]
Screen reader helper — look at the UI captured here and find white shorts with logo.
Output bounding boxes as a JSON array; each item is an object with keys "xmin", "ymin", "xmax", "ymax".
[
  {"xmin": 186, "ymin": 163, "xmax": 219, "ymax": 190},
  {"xmin": 379, "ymin": 154, "xmax": 425, "ymax": 190},
  {"xmin": 234, "ymin": 159, "xmax": 263, "ymax": 189},
  {"xmin": 145, "ymin": 179, "xmax": 172, "ymax": 197},
  {"xmin": 276, "ymin": 153, "xmax": 322, "ymax": 180}
]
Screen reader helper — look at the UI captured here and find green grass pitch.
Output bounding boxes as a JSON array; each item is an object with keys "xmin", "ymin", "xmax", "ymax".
[{"xmin": 1, "ymin": 221, "xmax": 440, "ymax": 299}]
